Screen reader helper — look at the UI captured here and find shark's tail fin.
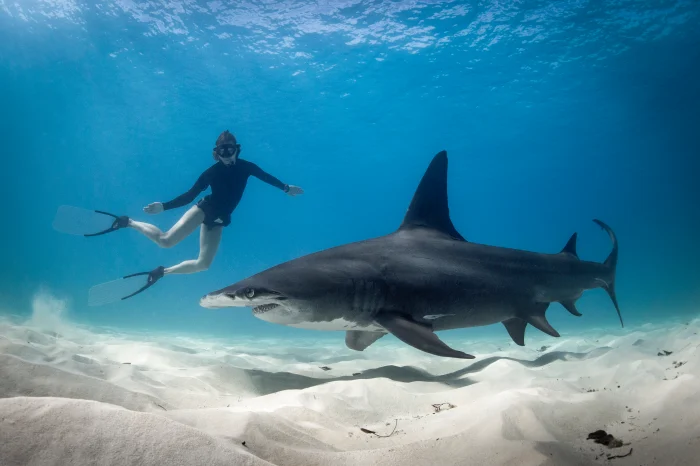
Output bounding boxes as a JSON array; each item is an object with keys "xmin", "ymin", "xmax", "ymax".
[{"xmin": 593, "ymin": 219, "xmax": 623, "ymax": 328}]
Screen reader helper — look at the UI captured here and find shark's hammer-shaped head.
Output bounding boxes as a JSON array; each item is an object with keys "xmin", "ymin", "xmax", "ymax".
[
  {"xmin": 200, "ymin": 282, "xmax": 284, "ymax": 311},
  {"xmin": 199, "ymin": 262, "xmax": 350, "ymax": 325},
  {"xmin": 200, "ymin": 276, "xmax": 301, "ymax": 325}
]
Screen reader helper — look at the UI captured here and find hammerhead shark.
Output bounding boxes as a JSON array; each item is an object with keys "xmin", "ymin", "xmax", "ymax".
[{"xmin": 200, "ymin": 151, "xmax": 622, "ymax": 359}]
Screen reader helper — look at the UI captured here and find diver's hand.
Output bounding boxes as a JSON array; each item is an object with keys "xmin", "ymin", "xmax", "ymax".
[
  {"xmin": 143, "ymin": 202, "xmax": 164, "ymax": 214},
  {"xmin": 285, "ymin": 185, "xmax": 304, "ymax": 196}
]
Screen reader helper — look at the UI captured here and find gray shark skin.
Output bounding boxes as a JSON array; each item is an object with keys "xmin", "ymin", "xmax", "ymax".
[{"xmin": 200, "ymin": 151, "xmax": 622, "ymax": 359}]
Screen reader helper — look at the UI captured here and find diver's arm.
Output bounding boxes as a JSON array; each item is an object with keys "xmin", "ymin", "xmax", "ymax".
[
  {"xmin": 247, "ymin": 162, "xmax": 304, "ymax": 196},
  {"xmin": 144, "ymin": 169, "xmax": 211, "ymax": 214},
  {"xmin": 162, "ymin": 171, "xmax": 210, "ymax": 210},
  {"xmin": 247, "ymin": 162, "xmax": 287, "ymax": 190}
]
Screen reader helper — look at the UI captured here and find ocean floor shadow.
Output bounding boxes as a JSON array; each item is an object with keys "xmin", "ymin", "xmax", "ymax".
[
  {"xmin": 242, "ymin": 364, "xmax": 479, "ymax": 395},
  {"xmin": 435, "ymin": 348, "xmax": 612, "ymax": 381},
  {"xmin": 239, "ymin": 349, "xmax": 611, "ymax": 395}
]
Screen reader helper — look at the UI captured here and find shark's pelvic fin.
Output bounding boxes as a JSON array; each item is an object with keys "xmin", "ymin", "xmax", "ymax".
[
  {"xmin": 502, "ymin": 318, "xmax": 527, "ymax": 346},
  {"xmin": 398, "ymin": 150, "xmax": 467, "ymax": 241},
  {"xmin": 560, "ymin": 232, "xmax": 579, "ymax": 258},
  {"xmin": 374, "ymin": 311, "xmax": 474, "ymax": 359},
  {"xmin": 345, "ymin": 330, "xmax": 386, "ymax": 352},
  {"xmin": 561, "ymin": 300, "xmax": 582, "ymax": 317}
]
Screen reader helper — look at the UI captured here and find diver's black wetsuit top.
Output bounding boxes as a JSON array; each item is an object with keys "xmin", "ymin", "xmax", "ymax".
[{"xmin": 162, "ymin": 159, "xmax": 288, "ymax": 227}]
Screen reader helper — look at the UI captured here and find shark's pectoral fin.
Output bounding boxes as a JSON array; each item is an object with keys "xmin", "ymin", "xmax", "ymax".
[
  {"xmin": 345, "ymin": 330, "xmax": 386, "ymax": 352},
  {"xmin": 374, "ymin": 312, "xmax": 475, "ymax": 359},
  {"xmin": 502, "ymin": 318, "xmax": 527, "ymax": 346}
]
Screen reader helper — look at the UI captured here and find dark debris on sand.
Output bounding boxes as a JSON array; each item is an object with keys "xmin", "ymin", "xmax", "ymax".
[
  {"xmin": 607, "ymin": 448, "xmax": 633, "ymax": 460},
  {"xmin": 359, "ymin": 419, "xmax": 399, "ymax": 438},
  {"xmin": 588, "ymin": 429, "xmax": 624, "ymax": 448},
  {"xmin": 588, "ymin": 429, "xmax": 634, "ymax": 460},
  {"xmin": 663, "ymin": 360, "xmax": 687, "ymax": 380},
  {"xmin": 432, "ymin": 403, "xmax": 456, "ymax": 413}
]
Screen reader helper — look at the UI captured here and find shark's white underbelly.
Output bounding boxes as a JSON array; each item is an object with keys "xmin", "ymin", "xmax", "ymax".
[{"xmin": 286, "ymin": 317, "xmax": 384, "ymax": 332}]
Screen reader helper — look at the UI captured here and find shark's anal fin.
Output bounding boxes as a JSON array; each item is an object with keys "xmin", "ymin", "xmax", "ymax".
[
  {"xmin": 527, "ymin": 314, "xmax": 560, "ymax": 337},
  {"xmin": 374, "ymin": 312, "xmax": 474, "ymax": 359},
  {"xmin": 502, "ymin": 318, "xmax": 527, "ymax": 346},
  {"xmin": 398, "ymin": 150, "xmax": 466, "ymax": 241},
  {"xmin": 560, "ymin": 233, "xmax": 579, "ymax": 258},
  {"xmin": 561, "ymin": 300, "xmax": 582, "ymax": 317},
  {"xmin": 521, "ymin": 302, "xmax": 560, "ymax": 338},
  {"xmin": 345, "ymin": 331, "xmax": 386, "ymax": 352}
]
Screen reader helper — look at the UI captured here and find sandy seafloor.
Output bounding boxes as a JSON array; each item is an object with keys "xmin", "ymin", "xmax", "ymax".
[{"xmin": 1, "ymin": 296, "xmax": 698, "ymax": 466}]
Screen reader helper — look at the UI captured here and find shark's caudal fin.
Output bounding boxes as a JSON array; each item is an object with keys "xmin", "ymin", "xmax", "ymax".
[
  {"xmin": 593, "ymin": 219, "xmax": 623, "ymax": 328},
  {"xmin": 398, "ymin": 150, "xmax": 467, "ymax": 241}
]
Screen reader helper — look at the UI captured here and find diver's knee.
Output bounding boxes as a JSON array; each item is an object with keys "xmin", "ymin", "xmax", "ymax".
[
  {"xmin": 197, "ymin": 261, "xmax": 211, "ymax": 272},
  {"xmin": 159, "ymin": 234, "xmax": 176, "ymax": 248},
  {"xmin": 196, "ymin": 257, "xmax": 214, "ymax": 271}
]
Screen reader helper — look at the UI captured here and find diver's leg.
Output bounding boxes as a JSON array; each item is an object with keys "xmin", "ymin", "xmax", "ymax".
[
  {"xmin": 164, "ymin": 224, "xmax": 223, "ymax": 275},
  {"xmin": 128, "ymin": 205, "xmax": 205, "ymax": 249}
]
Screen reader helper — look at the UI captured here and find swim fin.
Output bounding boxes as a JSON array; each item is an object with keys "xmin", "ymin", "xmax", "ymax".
[
  {"xmin": 52, "ymin": 205, "xmax": 129, "ymax": 237},
  {"xmin": 88, "ymin": 266, "xmax": 165, "ymax": 306}
]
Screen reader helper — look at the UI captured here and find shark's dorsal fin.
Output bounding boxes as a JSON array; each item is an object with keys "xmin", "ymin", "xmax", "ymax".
[
  {"xmin": 398, "ymin": 150, "xmax": 466, "ymax": 241},
  {"xmin": 560, "ymin": 233, "xmax": 578, "ymax": 258}
]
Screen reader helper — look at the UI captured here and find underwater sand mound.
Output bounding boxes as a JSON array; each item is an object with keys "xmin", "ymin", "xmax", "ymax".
[
  {"xmin": 1, "ymin": 316, "xmax": 699, "ymax": 466},
  {"xmin": 0, "ymin": 396, "xmax": 272, "ymax": 466}
]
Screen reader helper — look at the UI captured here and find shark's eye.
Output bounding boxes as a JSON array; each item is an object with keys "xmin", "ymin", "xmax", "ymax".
[{"xmin": 245, "ymin": 288, "xmax": 255, "ymax": 299}]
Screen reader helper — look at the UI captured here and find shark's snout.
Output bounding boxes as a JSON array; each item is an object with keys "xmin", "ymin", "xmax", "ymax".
[
  {"xmin": 199, "ymin": 291, "xmax": 244, "ymax": 309},
  {"xmin": 199, "ymin": 286, "xmax": 287, "ymax": 311}
]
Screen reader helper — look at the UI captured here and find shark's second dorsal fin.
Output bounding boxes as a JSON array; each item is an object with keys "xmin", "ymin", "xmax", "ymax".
[
  {"xmin": 560, "ymin": 233, "xmax": 578, "ymax": 258},
  {"xmin": 398, "ymin": 150, "xmax": 466, "ymax": 241}
]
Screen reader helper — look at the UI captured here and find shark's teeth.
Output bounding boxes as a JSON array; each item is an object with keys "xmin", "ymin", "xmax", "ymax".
[{"xmin": 253, "ymin": 303, "xmax": 280, "ymax": 314}]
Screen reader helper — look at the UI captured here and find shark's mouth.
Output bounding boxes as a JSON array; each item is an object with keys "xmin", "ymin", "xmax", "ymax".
[{"xmin": 252, "ymin": 303, "xmax": 281, "ymax": 314}]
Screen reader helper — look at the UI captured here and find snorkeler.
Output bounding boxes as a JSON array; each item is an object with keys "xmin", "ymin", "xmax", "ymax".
[{"xmin": 53, "ymin": 130, "xmax": 303, "ymax": 304}]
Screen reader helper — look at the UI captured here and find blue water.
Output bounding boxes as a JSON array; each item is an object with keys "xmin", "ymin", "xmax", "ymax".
[{"xmin": 1, "ymin": 0, "xmax": 699, "ymax": 340}]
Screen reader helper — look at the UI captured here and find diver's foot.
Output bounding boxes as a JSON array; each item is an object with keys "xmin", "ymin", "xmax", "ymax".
[
  {"xmin": 111, "ymin": 215, "xmax": 130, "ymax": 231},
  {"xmin": 148, "ymin": 266, "xmax": 165, "ymax": 284}
]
